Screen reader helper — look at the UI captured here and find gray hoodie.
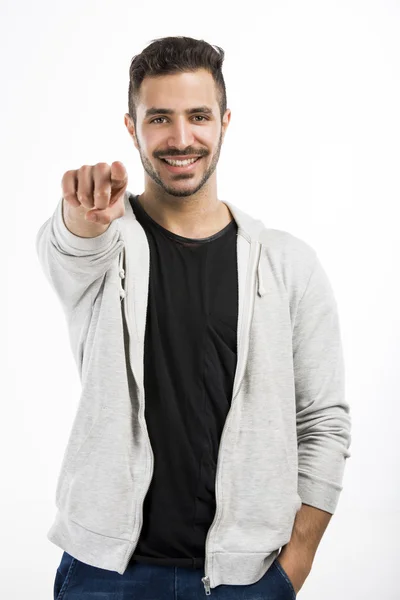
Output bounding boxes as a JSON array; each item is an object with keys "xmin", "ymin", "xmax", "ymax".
[{"xmin": 35, "ymin": 190, "xmax": 352, "ymax": 594}]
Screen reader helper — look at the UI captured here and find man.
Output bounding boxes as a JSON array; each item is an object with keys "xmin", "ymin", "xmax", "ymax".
[{"xmin": 36, "ymin": 36, "xmax": 352, "ymax": 599}]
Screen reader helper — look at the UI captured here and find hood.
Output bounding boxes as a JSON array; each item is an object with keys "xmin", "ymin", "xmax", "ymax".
[
  {"xmin": 118, "ymin": 193, "xmax": 267, "ymax": 300},
  {"xmin": 224, "ymin": 199, "xmax": 267, "ymax": 298}
]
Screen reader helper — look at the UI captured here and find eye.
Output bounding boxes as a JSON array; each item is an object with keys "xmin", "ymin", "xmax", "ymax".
[{"xmin": 150, "ymin": 116, "xmax": 209, "ymax": 124}]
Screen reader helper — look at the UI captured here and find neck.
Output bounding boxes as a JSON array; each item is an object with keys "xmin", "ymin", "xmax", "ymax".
[{"xmin": 137, "ymin": 183, "xmax": 233, "ymax": 239}]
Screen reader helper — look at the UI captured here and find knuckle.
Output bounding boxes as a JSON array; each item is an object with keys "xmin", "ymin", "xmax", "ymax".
[
  {"xmin": 94, "ymin": 190, "xmax": 110, "ymax": 201},
  {"xmin": 61, "ymin": 171, "xmax": 73, "ymax": 186},
  {"xmin": 98, "ymin": 212, "xmax": 111, "ymax": 224}
]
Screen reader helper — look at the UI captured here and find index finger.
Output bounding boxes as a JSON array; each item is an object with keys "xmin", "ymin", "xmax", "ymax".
[{"xmin": 110, "ymin": 161, "xmax": 128, "ymax": 191}]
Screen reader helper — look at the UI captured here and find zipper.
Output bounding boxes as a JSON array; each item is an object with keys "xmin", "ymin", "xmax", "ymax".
[
  {"xmin": 201, "ymin": 575, "xmax": 211, "ymax": 595},
  {"xmin": 119, "ymin": 244, "xmax": 155, "ymax": 570},
  {"xmin": 201, "ymin": 240, "xmax": 261, "ymax": 595}
]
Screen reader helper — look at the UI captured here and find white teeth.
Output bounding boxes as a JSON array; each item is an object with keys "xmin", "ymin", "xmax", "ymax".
[{"xmin": 163, "ymin": 157, "xmax": 199, "ymax": 166}]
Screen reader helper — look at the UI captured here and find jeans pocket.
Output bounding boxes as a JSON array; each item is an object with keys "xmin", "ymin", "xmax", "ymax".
[
  {"xmin": 273, "ymin": 559, "xmax": 297, "ymax": 598},
  {"xmin": 54, "ymin": 552, "xmax": 78, "ymax": 600}
]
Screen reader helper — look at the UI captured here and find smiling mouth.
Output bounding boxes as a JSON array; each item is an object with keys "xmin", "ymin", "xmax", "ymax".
[
  {"xmin": 160, "ymin": 156, "xmax": 202, "ymax": 164},
  {"xmin": 159, "ymin": 156, "xmax": 203, "ymax": 172}
]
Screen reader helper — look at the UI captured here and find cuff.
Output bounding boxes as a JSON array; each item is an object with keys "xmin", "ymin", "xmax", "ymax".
[
  {"xmin": 297, "ymin": 470, "xmax": 343, "ymax": 514},
  {"xmin": 53, "ymin": 196, "xmax": 120, "ymax": 252}
]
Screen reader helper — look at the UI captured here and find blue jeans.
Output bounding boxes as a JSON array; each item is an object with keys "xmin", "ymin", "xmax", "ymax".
[{"xmin": 54, "ymin": 551, "xmax": 297, "ymax": 599}]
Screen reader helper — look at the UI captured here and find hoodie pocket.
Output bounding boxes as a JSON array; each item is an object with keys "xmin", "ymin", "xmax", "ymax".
[
  {"xmin": 216, "ymin": 425, "xmax": 299, "ymax": 553},
  {"xmin": 68, "ymin": 406, "xmax": 111, "ymax": 475},
  {"xmin": 58, "ymin": 406, "xmax": 136, "ymax": 538},
  {"xmin": 55, "ymin": 407, "xmax": 110, "ymax": 508}
]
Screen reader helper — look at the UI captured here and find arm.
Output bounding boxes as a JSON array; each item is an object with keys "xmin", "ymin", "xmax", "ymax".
[
  {"xmin": 36, "ymin": 195, "xmax": 125, "ymax": 317},
  {"xmin": 294, "ymin": 254, "xmax": 352, "ymax": 514},
  {"xmin": 277, "ymin": 503, "xmax": 332, "ymax": 593},
  {"xmin": 36, "ymin": 195, "xmax": 125, "ymax": 377},
  {"xmin": 278, "ymin": 254, "xmax": 352, "ymax": 593}
]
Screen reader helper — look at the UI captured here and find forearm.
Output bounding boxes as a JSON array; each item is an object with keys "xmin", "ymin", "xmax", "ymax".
[
  {"xmin": 281, "ymin": 503, "xmax": 332, "ymax": 565},
  {"xmin": 275, "ymin": 503, "xmax": 332, "ymax": 594}
]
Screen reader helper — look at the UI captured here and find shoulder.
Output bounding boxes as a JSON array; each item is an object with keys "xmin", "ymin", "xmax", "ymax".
[{"xmin": 259, "ymin": 227, "xmax": 317, "ymax": 273}]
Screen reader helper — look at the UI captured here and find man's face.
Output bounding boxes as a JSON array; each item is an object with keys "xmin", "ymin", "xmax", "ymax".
[{"xmin": 125, "ymin": 69, "xmax": 230, "ymax": 198}]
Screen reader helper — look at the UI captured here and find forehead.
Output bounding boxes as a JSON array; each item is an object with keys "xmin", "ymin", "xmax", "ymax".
[{"xmin": 137, "ymin": 69, "xmax": 218, "ymax": 114}]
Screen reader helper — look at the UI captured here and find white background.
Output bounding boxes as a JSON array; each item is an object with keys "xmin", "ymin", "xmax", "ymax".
[{"xmin": 2, "ymin": 1, "xmax": 399, "ymax": 598}]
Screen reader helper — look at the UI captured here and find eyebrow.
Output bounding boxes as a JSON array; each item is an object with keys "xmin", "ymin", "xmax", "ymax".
[{"xmin": 145, "ymin": 106, "xmax": 214, "ymax": 118}]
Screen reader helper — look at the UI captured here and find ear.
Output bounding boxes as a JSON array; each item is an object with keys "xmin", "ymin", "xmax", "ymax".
[
  {"xmin": 221, "ymin": 108, "xmax": 231, "ymax": 142},
  {"xmin": 124, "ymin": 113, "xmax": 139, "ymax": 149}
]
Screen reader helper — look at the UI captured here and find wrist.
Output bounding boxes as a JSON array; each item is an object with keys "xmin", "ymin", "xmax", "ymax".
[{"xmin": 279, "ymin": 540, "xmax": 314, "ymax": 571}]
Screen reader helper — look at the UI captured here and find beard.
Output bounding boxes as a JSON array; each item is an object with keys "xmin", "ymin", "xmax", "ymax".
[{"xmin": 136, "ymin": 131, "xmax": 223, "ymax": 198}]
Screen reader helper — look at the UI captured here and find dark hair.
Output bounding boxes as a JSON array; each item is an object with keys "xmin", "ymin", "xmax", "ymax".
[{"xmin": 128, "ymin": 36, "xmax": 227, "ymax": 127}]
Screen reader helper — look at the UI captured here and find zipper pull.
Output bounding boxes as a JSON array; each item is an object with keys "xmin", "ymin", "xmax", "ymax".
[{"xmin": 201, "ymin": 575, "xmax": 211, "ymax": 595}]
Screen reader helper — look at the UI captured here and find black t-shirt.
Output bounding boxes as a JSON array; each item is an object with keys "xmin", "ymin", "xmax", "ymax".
[{"xmin": 129, "ymin": 194, "xmax": 238, "ymax": 570}]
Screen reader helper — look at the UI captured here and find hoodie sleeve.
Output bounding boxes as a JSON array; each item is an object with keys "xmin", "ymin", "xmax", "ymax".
[
  {"xmin": 292, "ymin": 253, "xmax": 352, "ymax": 514},
  {"xmin": 35, "ymin": 196, "xmax": 125, "ymax": 318}
]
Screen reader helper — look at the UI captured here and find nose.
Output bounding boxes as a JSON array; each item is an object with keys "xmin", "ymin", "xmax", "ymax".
[{"xmin": 166, "ymin": 116, "xmax": 196, "ymax": 149}]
